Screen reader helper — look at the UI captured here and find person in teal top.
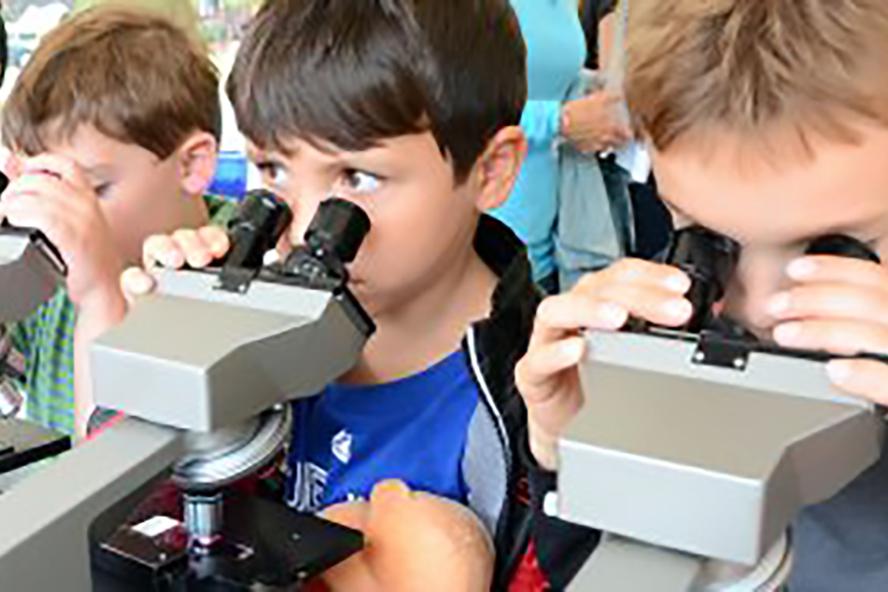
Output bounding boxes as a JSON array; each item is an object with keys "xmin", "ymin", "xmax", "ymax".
[{"xmin": 495, "ymin": 0, "xmax": 630, "ymax": 290}]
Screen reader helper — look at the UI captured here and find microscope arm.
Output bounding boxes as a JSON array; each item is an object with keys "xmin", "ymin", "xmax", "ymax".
[{"xmin": 0, "ymin": 418, "xmax": 183, "ymax": 591}]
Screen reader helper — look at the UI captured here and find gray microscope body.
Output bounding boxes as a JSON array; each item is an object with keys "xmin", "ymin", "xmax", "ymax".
[
  {"xmin": 0, "ymin": 190, "xmax": 375, "ymax": 590},
  {"xmin": 557, "ymin": 229, "xmax": 886, "ymax": 591}
]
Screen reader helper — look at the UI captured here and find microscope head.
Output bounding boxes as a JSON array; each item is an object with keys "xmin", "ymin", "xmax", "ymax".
[
  {"xmin": 90, "ymin": 190, "xmax": 375, "ymax": 433},
  {"xmin": 0, "ymin": 172, "xmax": 67, "ymax": 322},
  {"xmin": 557, "ymin": 228, "xmax": 886, "ymax": 566}
]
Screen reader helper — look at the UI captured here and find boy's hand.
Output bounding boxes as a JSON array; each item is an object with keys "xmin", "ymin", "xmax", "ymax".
[
  {"xmin": 768, "ymin": 255, "xmax": 888, "ymax": 405},
  {"xmin": 0, "ymin": 155, "xmax": 121, "ymax": 311},
  {"xmin": 515, "ymin": 259, "xmax": 692, "ymax": 470},
  {"xmin": 120, "ymin": 226, "xmax": 230, "ymax": 302}
]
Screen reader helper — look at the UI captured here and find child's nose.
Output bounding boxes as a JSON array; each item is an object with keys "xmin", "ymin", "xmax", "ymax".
[
  {"xmin": 722, "ymin": 249, "xmax": 794, "ymax": 338},
  {"xmin": 281, "ymin": 192, "xmax": 324, "ymax": 250}
]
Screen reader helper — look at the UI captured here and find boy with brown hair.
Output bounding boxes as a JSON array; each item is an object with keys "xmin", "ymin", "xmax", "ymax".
[
  {"xmin": 517, "ymin": 0, "xmax": 888, "ymax": 589},
  {"xmin": 0, "ymin": 6, "xmax": 226, "ymax": 438},
  {"xmin": 117, "ymin": 0, "xmax": 593, "ymax": 587}
]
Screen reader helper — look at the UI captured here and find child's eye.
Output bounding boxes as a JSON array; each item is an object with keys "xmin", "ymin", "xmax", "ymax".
[
  {"xmin": 93, "ymin": 183, "xmax": 112, "ymax": 199},
  {"xmin": 339, "ymin": 169, "xmax": 382, "ymax": 195},
  {"xmin": 256, "ymin": 160, "xmax": 289, "ymax": 190}
]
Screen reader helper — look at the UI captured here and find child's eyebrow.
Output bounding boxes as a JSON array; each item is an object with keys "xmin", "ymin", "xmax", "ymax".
[{"xmin": 333, "ymin": 144, "xmax": 401, "ymax": 168}]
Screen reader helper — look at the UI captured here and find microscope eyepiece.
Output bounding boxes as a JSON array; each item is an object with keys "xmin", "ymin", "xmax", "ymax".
[
  {"xmin": 304, "ymin": 198, "xmax": 371, "ymax": 266},
  {"xmin": 660, "ymin": 230, "xmax": 879, "ymax": 336},
  {"xmin": 217, "ymin": 193, "xmax": 370, "ymax": 292},
  {"xmin": 278, "ymin": 198, "xmax": 371, "ymax": 286},
  {"xmin": 666, "ymin": 226, "xmax": 741, "ymax": 333},
  {"xmin": 224, "ymin": 189, "xmax": 293, "ymax": 271}
]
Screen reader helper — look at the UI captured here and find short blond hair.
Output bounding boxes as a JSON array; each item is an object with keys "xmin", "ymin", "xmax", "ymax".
[{"xmin": 626, "ymin": 0, "xmax": 888, "ymax": 151}]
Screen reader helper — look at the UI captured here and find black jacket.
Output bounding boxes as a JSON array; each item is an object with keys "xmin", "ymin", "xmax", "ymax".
[{"xmin": 463, "ymin": 215, "xmax": 599, "ymax": 590}]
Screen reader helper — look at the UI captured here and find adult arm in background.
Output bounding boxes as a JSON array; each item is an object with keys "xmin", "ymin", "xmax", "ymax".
[
  {"xmin": 597, "ymin": 5, "xmax": 616, "ymax": 71},
  {"xmin": 563, "ymin": 0, "xmax": 630, "ymax": 154}
]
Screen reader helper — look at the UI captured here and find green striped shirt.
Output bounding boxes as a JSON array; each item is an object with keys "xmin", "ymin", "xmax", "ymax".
[{"xmin": 8, "ymin": 195, "xmax": 238, "ymax": 435}]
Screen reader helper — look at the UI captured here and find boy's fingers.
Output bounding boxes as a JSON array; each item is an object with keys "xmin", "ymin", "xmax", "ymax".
[
  {"xmin": 773, "ymin": 319, "xmax": 888, "ymax": 357},
  {"xmin": 827, "ymin": 359, "xmax": 888, "ymax": 406},
  {"xmin": 143, "ymin": 234, "xmax": 184, "ymax": 269},
  {"xmin": 0, "ymin": 189, "xmax": 71, "ymax": 241},
  {"xmin": 530, "ymin": 261, "xmax": 692, "ymax": 345},
  {"xmin": 172, "ymin": 229, "xmax": 213, "ymax": 269},
  {"xmin": 786, "ymin": 256, "xmax": 888, "ymax": 290},
  {"xmin": 5, "ymin": 172, "xmax": 71, "ymax": 205},
  {"xmin": 531, "ymin": 293, "xmax": 628, "ymax": 347},
  {"xmin": 197, "ymin": 225, "xmax": 230, "ymax": 258},
  {"xmin": 596, "ymin": 282, "xmax": 693, "ymax": 327},
  {"xmin": 516, "ymin": 336, "xmax": 586, "ymax": 402},
  {"xmin": 22, "ymin": 154, "xmax": 89, "ymax": 189},
  {"xmin": 120, "ymin": 266, "xmax": 156, "ymax": 304},
  {"xmin": 583, "ymin": 258, "xmax": 691, "ymax": 294},
  {"xmin": 767, "ymin": 283, "xmax": 888, "ymax": 326}
]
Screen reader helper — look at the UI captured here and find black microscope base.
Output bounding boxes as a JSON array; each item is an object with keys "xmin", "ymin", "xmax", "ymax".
[{"xmin": 92, "ymin": 494, "xmax": 363, "ymax": 591}]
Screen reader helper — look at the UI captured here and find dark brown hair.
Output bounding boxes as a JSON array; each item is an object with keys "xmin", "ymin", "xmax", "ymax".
[
  {"xmin": 227, "ymin": 0, "xmax": 527, "ymax": 182},
  {"xmin": 2, "ymin": 6, "xmax": 221, "ymax": 159}
]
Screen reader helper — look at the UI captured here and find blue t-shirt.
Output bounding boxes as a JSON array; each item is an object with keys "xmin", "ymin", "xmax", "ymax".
[{"xmin": 284, "ymin": 350, "xmax": 479, "ymax": 512}]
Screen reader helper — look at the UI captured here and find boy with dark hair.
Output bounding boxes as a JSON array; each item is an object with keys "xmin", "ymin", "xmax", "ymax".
[
  {"xmin": 0, "ymin": 7, "xmax": 226, "ymax": 437},
  {"xmin": 120, "ymin": 0, "xmax": 582, "ymax": 587},
  {"xmin": 518, "ymin": 0, "xmax": 888, "ymax": 589}
]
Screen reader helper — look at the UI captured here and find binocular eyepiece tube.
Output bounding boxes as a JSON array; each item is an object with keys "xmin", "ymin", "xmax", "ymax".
[
  {"xmin": 219, "ymin": 190, "xmax": 371, "ymax": 292},
  {"xmin": 665, "ymin": 227, "xmax": 881, "ymax": 334}
]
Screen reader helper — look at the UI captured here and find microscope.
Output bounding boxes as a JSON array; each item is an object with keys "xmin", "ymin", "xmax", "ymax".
[
  {"xmin": 557, "ymin": 227, "xmax": 886, "ymax": 591},
  {"xmin": 0, "ymin": 190, "xmax": 375, "ymax": 590},
  {"xmin": 0, "ymin": 170, "xmax": 72, "ymax": 480}
]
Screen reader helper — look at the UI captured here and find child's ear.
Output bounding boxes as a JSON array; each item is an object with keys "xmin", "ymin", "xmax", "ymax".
[
  {"xmin": 472, "ymin": 126, "xmax": 527, "ymax": 211},
  {"xmin": 176, "ymin": 131, "xmax": 218, "ymax": 196}
]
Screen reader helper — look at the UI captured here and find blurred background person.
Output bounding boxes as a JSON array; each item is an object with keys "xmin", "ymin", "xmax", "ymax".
[{"xmin": 494, "ymin": 0, "xmax": 632, "ymax": 293}]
